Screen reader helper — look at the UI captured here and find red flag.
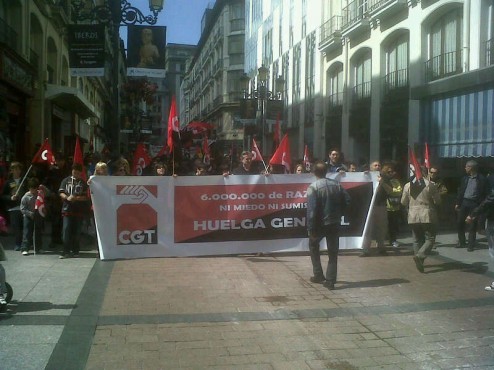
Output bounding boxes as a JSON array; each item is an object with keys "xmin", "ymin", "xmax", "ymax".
[
  {"xmin": 303, "ymin": 144, "xmax": 311, "ymax": 172},
  {"xmin": 269, "ymin": 134, "xmax": 291, "ymax": 173},
  {"xmin": 35, "ymin": 188, "xmax": 47, "ymax": 217},
  {"xmin": 132, "ymin": 143, "xmax": 152, "ymax": 176},
  {"xmin": 408, "ymin": 146, "xmax": 423, "ymax": 181},
  {"xmin": 251, "ymin": 139, "xmax": 264, "ymax": 162},
  {"xmin": 167, "ymin": 95, "xmax": 180, "ymax": 150},
  {"xmin": 202, "ymin": 136, "xmax": 210, "ymax": 165},
  {"xmin": 73, "ymin": 136, "xmax": 87, "ymax": 181},
  {"xmin": 424, "ymin": 142, "xmax": 430, "ymax": 170},
  {"xmin": 273, "ymin": 113, "xmax": 281, "ymax": 148},
  {"xmin": 32, "ymin": 139, "xmax": 56, "ymax": 165}
]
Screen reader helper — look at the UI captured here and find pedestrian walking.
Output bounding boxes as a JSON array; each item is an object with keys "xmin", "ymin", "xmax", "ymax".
[
  {"xmin": 401, "ymin": 176, "xmax": 441, "ymax": 273},
  {"xmin": 306, "ymin": 161, "xmax": 350, "ymax": 290}
]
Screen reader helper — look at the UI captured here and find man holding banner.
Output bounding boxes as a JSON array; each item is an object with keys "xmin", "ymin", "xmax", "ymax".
[{"xmin": 306, "ymin": 161, "xmax": 350, "ymax": 290}]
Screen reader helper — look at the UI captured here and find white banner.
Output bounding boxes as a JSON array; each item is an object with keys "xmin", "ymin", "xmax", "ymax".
[{"xmin": 90, "ymin": 172, "xmax": 378, "ymax": 260}]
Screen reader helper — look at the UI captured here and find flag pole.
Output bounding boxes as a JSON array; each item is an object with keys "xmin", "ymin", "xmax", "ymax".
[
  {"xmin": 172, "ymin": 148, "xmax": 175, "ymax": 176},
  {"xmin": 14, "ymin": 164, "xmax": 33, "ymax": 197}
]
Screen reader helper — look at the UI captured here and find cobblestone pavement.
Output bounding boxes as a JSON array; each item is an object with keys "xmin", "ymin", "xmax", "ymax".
[{"xmin": 1, "ymin": 231, "xmax": 494, "ymax": 369}]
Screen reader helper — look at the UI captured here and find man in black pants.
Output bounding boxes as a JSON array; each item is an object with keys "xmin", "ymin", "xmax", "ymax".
[
  {"xmin": 455, "ymin": 160, "xmax": 489, "ymax": 251},
  {"xmin": 306, "ymin": 161, "xmax": 350, "ymax": 290}
]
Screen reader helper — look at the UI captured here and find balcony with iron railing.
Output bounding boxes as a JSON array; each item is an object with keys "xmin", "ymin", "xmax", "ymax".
[
  {"xmin": 352, "ymin": 81, "xmax": 372, "ymax": 102},
  {"xmin": 341, "ymin": 0, "xmax": 370, "ymax": 37},
  {"xmin": 367, "ymin": 0, "xmax": 407, "ymax": 18},
  {"xmin": 328, "ymin": 92, "xmax": 344, "ymax": 110},
  {"xmin": 319, "ymin": 16, "xmax": 343, "ymax": 53},
  {"xmin": 425, "ymin": 50, "xmax": 462, "ymax": 82},
  {"xmin": 383, "ymin": 68, "xmax": 408, "ymax": 96},
  {"xmin": 486, "ymin": 38, "xmax": 494, "ymax": 66}
]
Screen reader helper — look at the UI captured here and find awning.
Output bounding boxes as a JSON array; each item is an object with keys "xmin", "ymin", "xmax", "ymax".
[
  {"xmin": 45, "ymin": 84, "xmax": 98, "ymax": 119},
  {"xmin": 427, "ymin": 88, "xmax": 494, "ymax": 157}
]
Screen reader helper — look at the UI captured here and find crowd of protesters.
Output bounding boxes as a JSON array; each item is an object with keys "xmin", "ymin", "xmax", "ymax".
[{"xmin": 0, "ymin": 144, "xmax": 493, "ymax": 293}]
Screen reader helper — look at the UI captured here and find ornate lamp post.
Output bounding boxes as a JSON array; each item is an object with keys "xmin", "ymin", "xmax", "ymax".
[
  {"xmin": 71, "ymin": 0, "xmax": 165, "ymax": 155},
  {"xmin": 240, "ymin": 66, "xmax": 285, "ymax": 155}
]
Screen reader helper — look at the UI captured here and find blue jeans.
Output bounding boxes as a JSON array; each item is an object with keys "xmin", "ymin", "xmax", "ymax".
[
  {"xmin": 309, "ymin": 224, "xmax": 340, "ymax": 284},
  {"xmin": 21, "ymin": 214, "xmax": 43, "ymax": 252},
  {"xmin": 62, "ymin": 216, "xmax": 83, "ymax": 255}
]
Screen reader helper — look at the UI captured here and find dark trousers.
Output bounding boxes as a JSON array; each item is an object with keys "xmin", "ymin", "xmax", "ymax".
[
  {"xmin": 387, "ymin": 209, "xmax": 401, "ymax": 243},
  {"xmin": 457, "ymin": 199, "xmax": 480, "ymax": 247},
  {"xmin": 62, "ymin": 215, "xmax": 83, "ymax": 255},
  {"xmin": 309, "ymin": 224, "xmax": 340, "ymax": 284},
  {"xmin": 21, "ymin": 214, "xmax": 43, "ymax": 252},
  {"xmin": 9, "ymin": 209, "xmax": 23, "ymax": 247}
]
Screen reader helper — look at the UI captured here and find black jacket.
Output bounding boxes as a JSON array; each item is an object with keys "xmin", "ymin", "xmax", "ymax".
[
  {"xmin": 456, "ymin": 173, "xmax": 489, "ymax": 206},
  {"xmin": 471, "ymin": 188, "xmax": 494, "ymax": 220}
]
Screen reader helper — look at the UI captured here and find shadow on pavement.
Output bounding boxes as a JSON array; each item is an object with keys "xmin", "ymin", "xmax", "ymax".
[
  {"xmin": 424, "ymin": 261, "xmax": 489, "ymax": 275},
  {"xmin": 3, "ymin": 301, "xmax": 77, "ymax": 313},
  {"xmin": 336, "ymin": 278, "xmax": 410, "ymax": 289}
]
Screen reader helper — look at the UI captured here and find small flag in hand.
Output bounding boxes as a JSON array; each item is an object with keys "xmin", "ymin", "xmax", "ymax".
[
  {"xmin": 251, "ymin": 139, "xmax": 264, "ymax": 162},
  {"xmin": 132, "ymin": 143, "xmax": 152, "ymax": 176},
  {"xmin": 35, "ymin": 187, "xmax": 47, "ymax": 217},
  {"xmin": 424, "ymin": 142, "xmax": 430, "ymax": 170},
  {"xmin": 303, "ymin": 145, "xmax": 311, "ymax": 172}
]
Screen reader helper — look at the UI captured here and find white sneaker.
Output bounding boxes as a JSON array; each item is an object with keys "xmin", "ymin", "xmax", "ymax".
[
  {"xmin": 22, "ymin": 251, "xmax": 28, "ymax": 256},
  {"xmin": 392, "ymin": 241, "xmax": 400, "ymax": 248},
  {"xmin": 0, "ymin": 294, "xmax": 6, "ymax": 305},
  {"xmin": 485, "ymin": 282, "xmax": 494, "ymax": 291}
]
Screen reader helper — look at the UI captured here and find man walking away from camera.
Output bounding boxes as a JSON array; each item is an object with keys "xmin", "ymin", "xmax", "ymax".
[{"xmin": 306, "ymin": 161, "xmax": 350, "ymax": 290}]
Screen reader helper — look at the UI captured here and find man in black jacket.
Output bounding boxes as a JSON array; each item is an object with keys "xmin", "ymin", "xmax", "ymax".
[
  {"xmin": 455, "ymin": 160, "xmax": 489, "ymax": 251},
  {"xmin": 306, "ymin": 161, "xmax": 350, "ymax": 290}
]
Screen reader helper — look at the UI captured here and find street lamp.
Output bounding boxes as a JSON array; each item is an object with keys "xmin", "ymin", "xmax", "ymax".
[
  {"xmin": 71, "ymin": 0, "xmax": 165, "ymax": 155},
  {"xmin": 72, "ymin": 0, "xmax": 165, "ymax": 25},
  {"xmin": 240, "ymin": 67, "xmax": 285, "ymax": 155}
]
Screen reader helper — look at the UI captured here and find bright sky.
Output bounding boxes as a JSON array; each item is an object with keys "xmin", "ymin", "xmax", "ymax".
[{"xmin": 121, "ymin": 0, "xmax": 215, "ymax": 45}]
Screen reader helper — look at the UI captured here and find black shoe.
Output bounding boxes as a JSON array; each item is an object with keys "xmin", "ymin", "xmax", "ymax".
[
  {"xmin": 359, "ymin": 250, "xmax": 370, "ymax": 257},
  {"xmin": 413, "ymin": 256, "xmax": 424, "ymax": 273},
  {"xmin": 467, "ymin": 247, "xmax": 474, "ymax": 252},
  {"xmin": 310, "ymin": 276, "xmax": 325, "ymax": 284},
  {"xmin": 456, "ymin": 242, "xmax": 466, "ymax": 248},
  {"xmin": 72, "ymin": 253, "xmax": 79, "ymax": 258},
  {"xmin": 323, "ymin": 281, "xmax": 335, "ymax": 290},
  {"xmin": 378, "ymin": 249, "xmax": 388, "ymax": 256}
]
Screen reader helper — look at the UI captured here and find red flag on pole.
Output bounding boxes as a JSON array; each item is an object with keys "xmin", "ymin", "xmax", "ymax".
[
  {"xmin": 269, "ymin": 134, "xmax": 291, "ymax": 173},
  {"xmin": 132, "ymin": 143, "xmax": 152, "ymax": 175},
  {"xmin": 35, "ymin": 187, "xmax": 47, "ymax": 217},
  {"xmin": 424, "ymin": 142, "xmax": 431, "ymax": 170},
  {"xmin": 202, "ymin": 136, "xmax": 210, "ymax": 165},
  {"xmin": 251, "ymin": 138, "xmax": 264, "ymax": 162},
  {"xmin": 273, "ymin": 113, "xmax": 281, "ymax": 148},
  {"xmin": 303, "ymin": 144, "xmax": 311, "ymax": 172},
  {"xmin": 408, "ymin": 146, "xmax": 423, "ymax": 181},
  {"xmin": 73, "ymin": 136, "xmax": 87, "ymax": 181},
  {"xmin": 167, "ymin": 95, "xmax": 180, "ymax": 151},
  {"xmin": 32, "ymin": 138, "xmax": 56, "ymax": 165}
]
